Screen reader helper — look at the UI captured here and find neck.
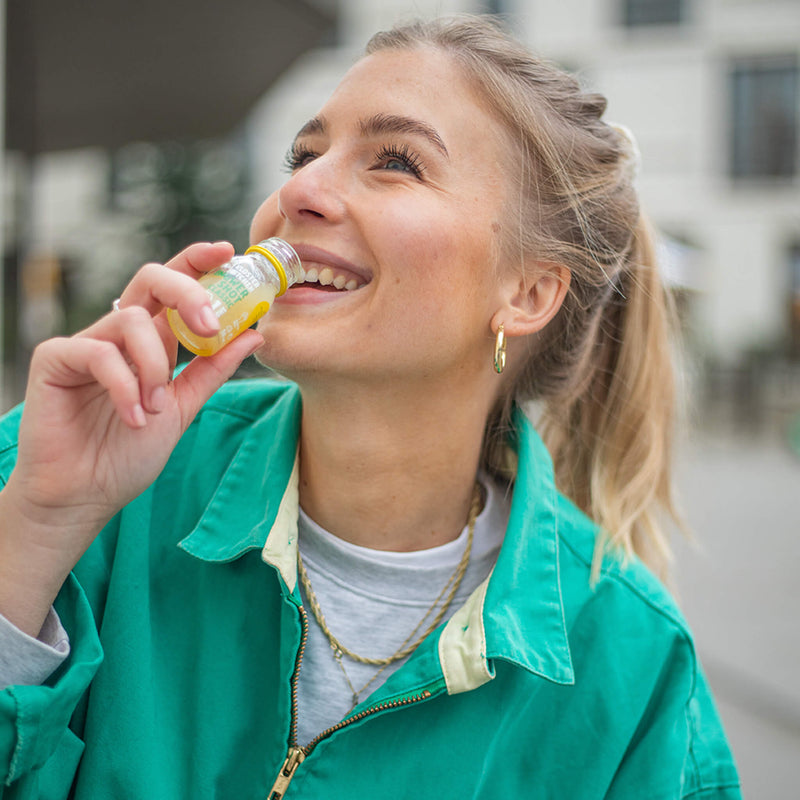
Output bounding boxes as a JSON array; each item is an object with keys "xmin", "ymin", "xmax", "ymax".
[{"xmin": 296, "ymin": 377, "xmax": 493, "ymax": 552}]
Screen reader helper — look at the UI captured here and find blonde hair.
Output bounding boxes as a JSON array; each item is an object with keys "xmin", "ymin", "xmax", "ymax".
[{"xmin": 367, "ymin": 16, "xmax": 681, "ymax": 578}]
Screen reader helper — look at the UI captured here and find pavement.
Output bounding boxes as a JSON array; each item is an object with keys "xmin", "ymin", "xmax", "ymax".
[{"xmin": 672, "ymin": 417, "xmax": 800, "ymax": 799}]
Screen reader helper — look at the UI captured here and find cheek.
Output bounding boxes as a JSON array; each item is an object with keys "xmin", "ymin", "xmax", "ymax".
[
  {"xmin": 374, "ymin": 200, "xmax": 469, "ymax": 277},
  {"xmin": 388, "ymin": 232, "xmax": 494, "ymax": 331},
  {"xmin": 392, "ymin": 208, "xmax": 498, "ymax": 303}
]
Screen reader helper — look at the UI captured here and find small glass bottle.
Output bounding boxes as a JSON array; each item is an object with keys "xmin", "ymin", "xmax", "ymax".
[{"xmin": 167, "ymin": 238, "xmax": 303, "ymax": 356}]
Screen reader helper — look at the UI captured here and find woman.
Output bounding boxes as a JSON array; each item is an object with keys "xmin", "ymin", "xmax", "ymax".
[{"xmin": 0, "ymin": 15, "xmax": 740, "ymax": 799}]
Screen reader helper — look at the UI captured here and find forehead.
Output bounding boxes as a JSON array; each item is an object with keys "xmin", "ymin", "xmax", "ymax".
[
  {"xmin": 317, "ymin": 47, "xmax": 508, "ymax": 161},
  {"xmin": 335, "ymin": 47, "xmax": 471, "ymax": 107}
]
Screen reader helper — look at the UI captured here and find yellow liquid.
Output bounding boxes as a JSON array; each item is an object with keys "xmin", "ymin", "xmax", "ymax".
[{"xmin": 167, "ymin": 273, "xmax": 278, "ymax": 357}]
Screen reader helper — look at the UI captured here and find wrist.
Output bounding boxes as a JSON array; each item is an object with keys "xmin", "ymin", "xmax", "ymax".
[{"xmin": 0, "ymin": 484, "xmax": 103, "ymax": 637}]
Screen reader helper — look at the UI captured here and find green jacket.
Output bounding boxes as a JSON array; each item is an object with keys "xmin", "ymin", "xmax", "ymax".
[{"xmin": 0, "ymin": 379, "xmax": 741, "ymax": 799}]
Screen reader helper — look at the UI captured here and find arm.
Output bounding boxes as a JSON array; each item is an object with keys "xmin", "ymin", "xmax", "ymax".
[
  {"xmin": 0, "ymin": 242, "xmax": 264, "ymax": 792},
  {"xmin": 0, "ymin": 241, "xmax": 263, "ymax": 637},
  {"xmin": 606, "ymin": 640, "xmax": 742, "ymax": 800}
]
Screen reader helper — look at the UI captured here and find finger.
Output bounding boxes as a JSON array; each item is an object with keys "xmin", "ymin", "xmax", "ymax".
[
  {"xmin": 163, "ymin": 241, "xmax": 235, "ymax": 277},
  {"xmin": 171, "ymin": 330, "xmax": 265, "ymax": 430},
  {"xmin": 116, "ymin": 240, "xmax": 233, "ymax": 311},
  {"xmin": 115, "ymin": 263, "xmax": 221, "ymax": 337},
  {"xmin": 32, "ymin": 337, "xmax": 148, "ymax": 429},
  {"xmin": 79, "ymin": 306, "xmax": 172, "ymax": 414}
]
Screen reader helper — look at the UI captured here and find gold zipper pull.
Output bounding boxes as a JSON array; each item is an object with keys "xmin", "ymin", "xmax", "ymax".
[{"xmin": 268, "ymin": 746, "xmax": 306, "ymax": 800}]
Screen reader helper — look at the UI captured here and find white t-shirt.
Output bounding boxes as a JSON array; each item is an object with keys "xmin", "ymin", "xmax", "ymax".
[{"xmin": 295, "ymin": 476, "xmax": 509, "ymax": 745}]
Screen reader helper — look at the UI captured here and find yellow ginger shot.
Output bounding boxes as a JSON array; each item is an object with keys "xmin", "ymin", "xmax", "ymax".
[{"xmin": 167, "ymin": 238, "xmax": 303, "ymax": 356}]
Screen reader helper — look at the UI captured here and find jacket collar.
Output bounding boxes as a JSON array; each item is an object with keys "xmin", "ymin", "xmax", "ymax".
[
  {"xmin": 438, "ymin": 406, "xmax": 574, "ymax": 693},
  {"xmin": 179, "ymin": 387, "xmax": 573, "ymax": 690},
  {"xmin": 177, "ymin": 383, "xmax": 302, "ymax": 576}
]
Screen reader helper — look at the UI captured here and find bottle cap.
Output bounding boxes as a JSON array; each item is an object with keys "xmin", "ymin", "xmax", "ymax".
[{"xmin": 245, "ymin": 238, "xmax": 302, "ymax": 297}]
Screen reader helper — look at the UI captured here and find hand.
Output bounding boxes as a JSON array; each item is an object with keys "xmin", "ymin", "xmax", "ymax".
[{"xmin": 0, "ymin": 242, "xmax": 264, "ymax": 635}]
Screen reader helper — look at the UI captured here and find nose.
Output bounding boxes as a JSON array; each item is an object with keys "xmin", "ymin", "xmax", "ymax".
[{"xmin": 277, "ymin": 154, "xmax": 347, "ymax": 225}]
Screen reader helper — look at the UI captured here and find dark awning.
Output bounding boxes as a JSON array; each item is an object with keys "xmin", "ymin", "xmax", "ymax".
[{"xmin": 5, "ymin": 0, "xmax": 335, "ymax": 153}]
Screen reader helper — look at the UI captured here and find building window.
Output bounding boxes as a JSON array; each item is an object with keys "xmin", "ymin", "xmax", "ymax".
[
  {"xmin": 622, "ymin": 0, "xmax": 684, "ymax": 27},
  {"xmin": 730, "ymin": 56, "xmax": 799, "ymax": 180},
  {"xmin": 480, "ymin": 0, "xmax": 505, "ymax": 15}
]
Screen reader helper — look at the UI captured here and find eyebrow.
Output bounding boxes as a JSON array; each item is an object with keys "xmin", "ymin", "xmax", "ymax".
[{"xmin": 294, "ymin": 113, "xmax": 449, "ymax": 159}]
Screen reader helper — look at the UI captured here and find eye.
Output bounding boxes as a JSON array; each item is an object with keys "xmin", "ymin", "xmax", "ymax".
[
  {"xmin": 283, "ymin": 143, "xmax": 318, "ymax": 173},
  {"xmin": 374, "ymin": 144, "xmax": 425, "ymax": 178}
]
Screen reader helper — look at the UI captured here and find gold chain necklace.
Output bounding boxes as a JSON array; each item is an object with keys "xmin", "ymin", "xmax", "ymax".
[{"xmin": 296, "ymin": 483, "xmax": 482, "ymax": 710}]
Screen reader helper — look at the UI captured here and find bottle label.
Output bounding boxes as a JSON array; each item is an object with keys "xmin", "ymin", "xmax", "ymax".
[{"xmin": 208, "ymin": 264, "xmax": 263, "ymax": 308}]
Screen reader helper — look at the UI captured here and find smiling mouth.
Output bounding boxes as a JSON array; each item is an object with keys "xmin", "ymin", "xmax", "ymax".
[{"xmin": 283, "ymin": 244, "xmax": 372, "ymax": 298}]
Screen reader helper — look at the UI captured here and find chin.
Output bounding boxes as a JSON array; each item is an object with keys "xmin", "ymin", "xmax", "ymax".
[{"xmin": 252, "ymin": 337, "xmax": 332, "ymax": 383}]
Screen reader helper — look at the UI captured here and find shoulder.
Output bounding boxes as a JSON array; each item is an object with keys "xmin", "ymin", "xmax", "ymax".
[
  {"xmin": 158, "ymin": 375, "xmax": 301, "ymax": 484},
  {"xmin": 555, "ymin": 493, "xmax": 698, "ymax": 705},
  {"xmin": 554, "ymin": 490, "xmax": 691, "ymax": 643},
  {"xmin": 193, "ymin": 375, "xmax": 300, "ymax": 425},
  {"xmin": 554, "ymin": 494, "xmax": 741, "ymax": 797}
]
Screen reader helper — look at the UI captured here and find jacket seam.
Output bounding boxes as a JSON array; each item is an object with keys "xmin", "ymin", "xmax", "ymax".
[
  {"xmin": 682, "ymin": 782, "xmax": 742, "ymax": 798},
  {"xmin": 684, "ymin": 688, "xmax": 703, "ymax": 794},
  {"xmin": 194, "ymin": 406, "xmax": 261, "ymax": 425}
]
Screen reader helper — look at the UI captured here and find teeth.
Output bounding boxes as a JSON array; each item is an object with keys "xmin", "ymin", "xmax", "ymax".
[{"xmin": 296, "ymin": 263, "xmax": 364, "ymax": 291}]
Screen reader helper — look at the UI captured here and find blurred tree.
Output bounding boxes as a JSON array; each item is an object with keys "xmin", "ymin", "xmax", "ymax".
[
  {"xmin": 107, "ymin": 136, "xmax": 263, "ymax": 371},
  {"xmin": 109, "ymin": 136, "xmax": 253, "ymax": 263}
]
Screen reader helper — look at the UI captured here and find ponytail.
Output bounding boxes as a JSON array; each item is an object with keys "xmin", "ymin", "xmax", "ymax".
[{"xmin": 538, "ymin": 216, "xmax": 680, "ymax": 579}]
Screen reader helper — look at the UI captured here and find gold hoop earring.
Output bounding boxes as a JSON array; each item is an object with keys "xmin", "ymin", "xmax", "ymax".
[{"xmin": 493, "ymin": 324, "xmax": 507, "ymax": 374}]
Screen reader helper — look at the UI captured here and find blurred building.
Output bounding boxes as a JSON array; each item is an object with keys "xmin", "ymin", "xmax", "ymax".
[{"xmin": 2, "ymin": 0, "xmax": 799, "ymax": 413}]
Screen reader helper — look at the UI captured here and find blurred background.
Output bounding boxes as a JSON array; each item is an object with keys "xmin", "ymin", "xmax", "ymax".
[{"xmin": 1, "ymin": 0, "xmax": 798, "ymax": 795}]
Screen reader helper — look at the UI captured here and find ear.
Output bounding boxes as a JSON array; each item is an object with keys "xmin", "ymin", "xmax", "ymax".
[{"xmin": 492, "ymin": 263, "xmax": 571, "ymax": 339}]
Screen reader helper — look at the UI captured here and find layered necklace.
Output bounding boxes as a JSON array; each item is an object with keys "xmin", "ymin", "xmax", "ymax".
[{"xmin": 296, "ymin": 483, "xmax": 482, "ymax": 711}]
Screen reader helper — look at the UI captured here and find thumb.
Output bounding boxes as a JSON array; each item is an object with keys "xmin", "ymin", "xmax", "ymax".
[{"xmin": 171, "ymin": 330, "xmax": 265, "ymax": 429}]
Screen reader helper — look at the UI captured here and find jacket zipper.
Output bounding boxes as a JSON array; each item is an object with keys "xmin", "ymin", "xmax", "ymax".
[
  {"xmin": 267, "ymin": 606, "xmax": 436, "ymax": 799},
  {"xmin": 268, "ymin": 747, "xmax": 305, "ymax": 800}
]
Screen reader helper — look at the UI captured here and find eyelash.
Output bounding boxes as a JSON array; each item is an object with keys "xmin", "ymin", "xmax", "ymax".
[
  {"xmin": 282, "ymin": 142, "xmax": 425, "ymax": 178},
  {"xmin": 374, "ymin": 143, "xmax": 425, "ymax": 177},
  {"xmin": 282, "ymin": 143, "xmax": 316, "ymax": 173}
]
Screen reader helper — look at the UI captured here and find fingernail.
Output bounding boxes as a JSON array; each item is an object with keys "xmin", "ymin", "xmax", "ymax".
[
  {"xmin": 132, "ymin": 403, "xmax": 147, "ymax": 428},
  {"xmin": 201, "ymin": 306, "xmax": 220, "ymax": 332},
  {"xmin": 150, "ymin": 386, "xmax": 166, "ymax": 413}
]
